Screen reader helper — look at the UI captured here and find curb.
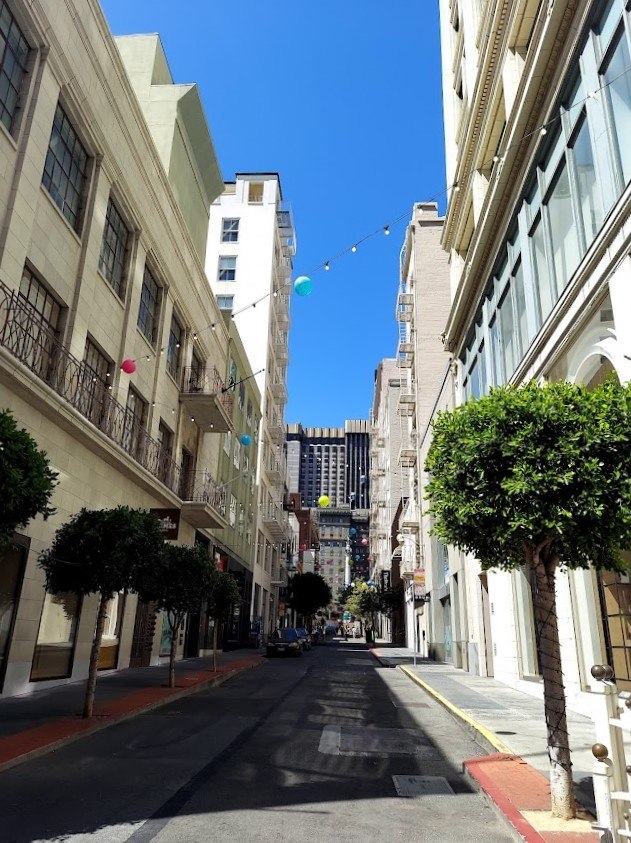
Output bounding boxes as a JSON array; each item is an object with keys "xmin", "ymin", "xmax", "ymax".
[
  {"xmin": 397, "ymin": 663, "xmax": 511, "ymax": 754},
  {"xmin": 0, "ymin": 657, "xmax": 264, "ymax": 774}
]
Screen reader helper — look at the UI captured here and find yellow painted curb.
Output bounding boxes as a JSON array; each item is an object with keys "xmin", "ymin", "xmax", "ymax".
[{"xmin": 398, "ymin": 665, "xmax": 511, "ymax": 755}]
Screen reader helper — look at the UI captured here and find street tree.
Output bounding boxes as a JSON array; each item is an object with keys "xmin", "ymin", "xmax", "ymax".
[
  {"xmin": 343, "ymin": 579, "xmax": 381, "ymax": 626},
  {"xmin": 39, "ymin": 507, "xmax": 165, "ymax": 717},
  {"xmin": 286, "ymin": 572, "xmax": 332, "ymax": 626},
  {"xmin": 0, "ymin": 409, "xmax": 57, "ymax": 549},
  {"xmin": 134, "ymin": 543, "xmax": 215, "ymax": 688},
  {"xmin": 425, "ymin": 378, "xmax": 631, "ymax": 820},
  {"xmin": 207, "ymin": 569, "xmax": 240, "ymax": 672}
]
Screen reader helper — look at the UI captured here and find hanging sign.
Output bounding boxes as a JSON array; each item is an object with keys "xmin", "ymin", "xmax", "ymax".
[
  {"xmin": 150, "ymin": 508, "xmax": 180, "ymax": 540},
  {"xmin": 413, "ymin": 568, "xmax": 426, "ymax": 600}
]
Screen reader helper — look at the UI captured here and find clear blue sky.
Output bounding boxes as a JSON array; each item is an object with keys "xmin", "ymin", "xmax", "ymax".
[{"xmin": 100, "ymin": 1, "xmax": 446, "ymax": 427}]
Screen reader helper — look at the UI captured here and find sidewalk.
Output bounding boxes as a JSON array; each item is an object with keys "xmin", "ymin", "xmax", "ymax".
[
  {"xmin": 372, "ymin": 645, "xmax": 600, "ymax": 843},
  {"xmin": 0, "ymin": 649, "xmax": 264, "ymax": 772}
]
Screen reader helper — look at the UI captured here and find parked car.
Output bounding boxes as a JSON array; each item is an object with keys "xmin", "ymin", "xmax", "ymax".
[
  {"xmin": 325, "ymin": 625, "xmax": 337, "ymax": 636},
  {"xmin": 296, "ymin": 627, "xmax": 312, "ymax": 651},
  {"xmin": 266, "ymin": 628, "xmax": 302, "ymax": 657}
]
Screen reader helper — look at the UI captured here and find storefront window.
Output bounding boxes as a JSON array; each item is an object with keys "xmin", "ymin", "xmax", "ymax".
[
  {"xmin": 0, "ymin": 538, "xmax": 27, "ymax": 689},
  {"xmin": 513, "ymin": 568, "xmax": 540, "ymax": 678},
  {"xmin": 31, "ymin": 592, "xmax": 81, "ymax": 681},
  {"xmin": 98, "ymin": 592, "xmax": 126, "ymax": 670}
]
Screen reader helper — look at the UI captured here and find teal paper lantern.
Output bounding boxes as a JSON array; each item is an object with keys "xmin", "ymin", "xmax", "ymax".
[
  {"xmin": 294, "ymin": 276, "xmax": 313, "ymax": 297},
  {"xmin": 240, "ymin": 434, "xmax": 252, "ymax": 446}
]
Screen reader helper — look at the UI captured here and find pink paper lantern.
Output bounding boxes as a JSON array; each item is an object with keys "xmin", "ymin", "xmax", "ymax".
[
  {"xmin": 120, "ymin": 358, "xmax": 137, "ymax": 375},
  {"xmin": 361, "ymin": 537, "xmax": 368, "ymax": 546}
]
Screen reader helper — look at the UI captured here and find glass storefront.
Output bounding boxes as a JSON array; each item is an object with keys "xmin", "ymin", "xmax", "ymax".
[
  {"xmin": 31, "ymin": 592, "xmax": 81, "ymax": 681},
  {"xmin": 0, "ymin": 537, "xmax": 28, "ymax": 691}
]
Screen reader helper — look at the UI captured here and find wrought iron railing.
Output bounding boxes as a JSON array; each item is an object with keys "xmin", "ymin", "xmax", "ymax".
[
  {"xmin": 180, "ymin": 365, "xmax": 233, "ymax": 416},
  {"xmin": 0, "ymin": 280, "xmax": 220, "ymax": 506},
  {"xmin": 179, "ymin": 469, "xmax": 226, "ymax": 516}
]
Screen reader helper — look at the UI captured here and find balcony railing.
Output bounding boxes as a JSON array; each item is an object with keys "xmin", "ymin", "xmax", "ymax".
[
  {"xmin": 179, "ymin": 366, "xmax": 234, "ymax": 432},
  {"xmin": 0, "ymin": 280, "xmax": 222, "ymax": 514}
]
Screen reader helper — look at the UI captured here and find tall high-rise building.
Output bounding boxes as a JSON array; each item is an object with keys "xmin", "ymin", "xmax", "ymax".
[
  {"xmin": 285, "ymin": 421, "xmax": 370, "ymax": 509},
  {"xmin": 206, "ymin": 174, "xmax": 295, "ymax": 634}
]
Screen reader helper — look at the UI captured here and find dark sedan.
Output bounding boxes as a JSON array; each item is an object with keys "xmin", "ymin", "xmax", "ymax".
[{"xmin": 266, "ymin": 628, "xmax": 302, "ymax": 657}]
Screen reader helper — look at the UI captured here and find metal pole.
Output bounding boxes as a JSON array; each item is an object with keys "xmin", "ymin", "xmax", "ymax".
[{"xmin": 413, "ymin": 588, "xmax": 417, "ymax": 667}]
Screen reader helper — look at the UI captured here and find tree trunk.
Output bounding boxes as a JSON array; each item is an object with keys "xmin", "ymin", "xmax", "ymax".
[
  {"xmin": 83, "ymin": 594, "xmax": 108, "ymax": 718},
  {"xmin": 168, "ymin": 617, "xmax": 178, "ymax": 689},
  {"xmin": 212, "ymin": 621, "xmax": 218, "ymax": 673},
  {"xmin": 532, "ymin": 550, "xmax": 576, "ymax": 820}
]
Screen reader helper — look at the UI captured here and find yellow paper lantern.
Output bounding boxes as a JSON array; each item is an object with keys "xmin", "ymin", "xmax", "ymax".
[{"xmin": 318, "ymin": 495, "xmax": 330, "ymax": 508}]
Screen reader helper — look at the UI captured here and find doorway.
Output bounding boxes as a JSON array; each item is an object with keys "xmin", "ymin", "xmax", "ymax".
[
  {"xmin": 129, "ymin": 600, "xmax": 156, "ymax": 668},
  {"xmin": 480, "ymin": 573, "xmax": 494, "ymax": 677}
]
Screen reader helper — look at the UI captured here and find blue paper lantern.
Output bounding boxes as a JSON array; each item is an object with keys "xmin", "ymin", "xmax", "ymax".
[
  {"xmin": 240, "ymin": 434, "xmax": 252, "ymax": 446},
  {"xmin": 349, "ymin": 527, "xmax": 356, "ymax": 536},
  {"xmin": 294, "ymin": 275, "xmax": 313, "ymax": 297}
]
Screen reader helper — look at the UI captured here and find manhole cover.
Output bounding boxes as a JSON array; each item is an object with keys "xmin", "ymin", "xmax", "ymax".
[
  {"xmin": 319, "ymin": 725, "xmax": 432, "ymax": 757},
  {"xmin": 392, "ymin": 775, "xmax": 455, "ymax": 797}
]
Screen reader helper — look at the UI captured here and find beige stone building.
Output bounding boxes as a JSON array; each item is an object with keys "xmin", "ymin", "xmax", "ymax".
[
  {"xmin": 439, "ymin": 0, "xmax": 631, "ymax": 711},
  {"xmin": 0, "ymin": 2, "xmax": 234, "ymax": 696}
]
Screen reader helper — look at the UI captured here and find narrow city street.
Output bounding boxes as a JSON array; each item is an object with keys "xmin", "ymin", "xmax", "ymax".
[{"xmin": 0, "ymin": 642, "xmax": 510, "ymax": 843}]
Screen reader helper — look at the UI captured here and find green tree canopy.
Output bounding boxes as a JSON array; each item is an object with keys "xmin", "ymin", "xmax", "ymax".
[
  {"xmin": 286, "ymin": 572, "xmax": 332, "ymax": 619},
  {"xmin": 39, "ymin": 507, "xmax": 165, "ymax": 716},
  {"xmin": 206, "ymin": 569, "xmax": 240, "ymax": 671},
  {"xmin": 425, "ymin": 378, "xmax": 631, "ymax": 819},
  {"xmin": 343, "ymin": 579, "xmax": 381, "ymax": 622},
  {"xmin": 0, "ymin": 409, "xmax": 57, "ymax": 547},
  {"xmin": 134, "ymin": 542, "xmax": 216, "ymax": 687}
]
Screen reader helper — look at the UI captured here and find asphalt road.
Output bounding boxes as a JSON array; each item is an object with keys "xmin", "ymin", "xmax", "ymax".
[{"xmin": 0, "ymin": 642, "xmax": 512, "ymax": 843}]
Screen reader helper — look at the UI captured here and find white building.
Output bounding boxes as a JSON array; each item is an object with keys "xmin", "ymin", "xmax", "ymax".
[
  {"xmin": 206, "ymin": 174, "xmax": 295, "ymax": 634},
  {"xmin": 439, "ymin": 0, "xmax": 631, "ymax": 711}
]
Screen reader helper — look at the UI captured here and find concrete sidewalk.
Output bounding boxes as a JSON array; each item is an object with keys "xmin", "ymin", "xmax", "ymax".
[
  {"xmin": 0, "ymin": 649, "xmax": 265, "ymax": 772},
  {"xmin": 372, "ymin": 646, "xmax": 600, "ymax": 842}
]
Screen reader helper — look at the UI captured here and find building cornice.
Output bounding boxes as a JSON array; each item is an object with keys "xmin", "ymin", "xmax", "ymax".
[{"xmin": 444, "ymin": 0, "xmax": 583, "ymax": 354}]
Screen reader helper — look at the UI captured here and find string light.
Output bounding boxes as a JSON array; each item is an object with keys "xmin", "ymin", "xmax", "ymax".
[{"xmin": 117, "ymin": 64, "xmax": 631, "ymax": 365}]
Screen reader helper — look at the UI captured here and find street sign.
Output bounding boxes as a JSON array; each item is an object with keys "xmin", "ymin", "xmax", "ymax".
[
  {"xmin": 413, "ymin": 568, "xmax": 426, "ymax": 600},
  {"xmin": 343, "ymin": 611, "xmax": 351, "ymax": 621}
]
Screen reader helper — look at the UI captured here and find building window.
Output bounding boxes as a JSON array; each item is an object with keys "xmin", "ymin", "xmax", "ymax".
[
  {"xmin": 122, "ymin": 386, "xmax": 147, "ymax": 458},
  {"xmin": 570, "ymin": 117, "xmax": 602, "ymax": 243},
  {"xmin": 221, "ymin": 218, "xmax": 240, "ymax": 242},
  {"xmin": 602, "ymin": 27, "xmax": 631, "ymax": 187},
  {"xmin": 530, "ymin": 216, "xmax": 554, "ymax": 325},
  {"xmin": 233, "ymin": 437, "xmax": 241, "ymax": 469},
  {"xmin": 99, "ymin": 198, "xmax": 130, "ymax": 297},
  {"xmin": 223, "ymin": 429, "xmax": 232, "ymax": 455},
  {"xmin": 166, "ymin": 314, "xmax": 183, "ymax": 380},
  {"xmin": 42, "ymin": 104, "xmax": 88, "ymax": 232},
  {"xmin": 137, "ymin": 265, "xmax": 160, "ymax": 345},
  {"xmin": 218, "ymin": 256, "xmax": 237, "ymax": 281},
  {"xmin": 229, "ymin": 494, "xmax": 237, "ymax": 527},
  {"xmin": 30, "ymin": 592, "xmax": 81, "ymax": 681},
  {"xmin": 19, "ymin": 267, "xmax": 61, "ymax": 330},
  {"xmin": 248, "ymin": 182, "xmax": 264, "ymax": 204},
  {"xmin": 82, "ymin": 338, "xmax": 111, "ymax": 425},
  {"xmin": 0, "ymin": 1, "xmax": 29, "ymax": 134},
  {"xmin": 217, "ymin": 295, "xmax": 234, "ymax": 311},
  {"xmin": 545, "ymin": 160, "xmax": 580, "ymax": 292},
  {"xmin": 157, "ymin": 420, "xmax": 174, "ymax": 485}
]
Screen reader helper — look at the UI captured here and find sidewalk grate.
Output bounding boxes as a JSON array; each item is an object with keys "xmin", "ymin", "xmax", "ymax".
[{"xmin": 392, "ymin": 775, "xmax": 455, "ymax": 797}]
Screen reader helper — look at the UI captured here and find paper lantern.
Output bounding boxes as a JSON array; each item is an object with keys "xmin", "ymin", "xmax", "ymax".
[
  {"xmin": 240, "ymin": 434, "xmax": 252, "ymax": 446},
  {"xmin": 349, "ymin": 527, "xmax": 356, "ymax": 536},
  {"xmin": 355, "ymin": 555, "xmax": 360, "ymax": 561},
  {"xmin": 294, "ymin": 275, "xmax": 313, "ymax": 297},
  {"xmin": 361, "ymin": 538, "xmax": 368, "ymax": 546},
  {"xmin": 120, "ymin": 358, "xmax": 137, "ymax": 374},
  {"xmin": 318, "ymin": 495, "xmax": 330, "ymax": 508}
]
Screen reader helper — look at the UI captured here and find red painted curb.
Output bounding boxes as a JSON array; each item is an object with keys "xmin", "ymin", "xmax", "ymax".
[{"xmin": 465, "ymin": 755, "xmax": 547, "ymax": 842}]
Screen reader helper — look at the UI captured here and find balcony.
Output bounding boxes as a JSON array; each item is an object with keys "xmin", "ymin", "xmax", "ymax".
[
  {"xmin": 273, "ymin": 330, "xmax": 289, "ymax": 364},
  {"xmin": 179, "ymin": 470, "xmax": 228, "ymax": 528},
  {"xmin": 276, "ymin": 204, "xmax": 297, "ymax": 256},
  {"xmin": 180, "ymin": 366, "xmax": 234, "ymax": 433},
  {"xmin": 268, "ymin": 419, "xmax": 285, "ymax": 445},
  {"xmin": 0, "ymin": 280, "xmax": 224, "ymax": 518},
  {"xmin": 263, "ymin": 451, "xmax": 284, "ymax": 486},
  {"xmin": 271, "ymin": 379, "xmax": 287, "ymax": 402},
  {"xmin": 398, "ymin": 445, "xmax": 417, "ymax": 468},
  {"xmin": 262, "ymin": 505, "xmax": 287, "ymax": 540},
  {"xmin": 397, "ymin": 392, "xmax": 416, "ymax": 416},
  {"xmin": 398, "ymin": 341, "xmax": 414, "ymax": 356}
]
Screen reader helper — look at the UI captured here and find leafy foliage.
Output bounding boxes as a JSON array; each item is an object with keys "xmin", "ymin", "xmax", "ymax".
[
  {"xmin": 343, "ymin": 579, "xmax": 381, "ymax": 621},
  {"xmin": 39, "ymin": 507, "xmax": 165, "ymax": 598},
  {"xmin": 134, "ymin": 542, "xmax": 215, "ymax": 624},
  {"xmin": 0, "ymin": 409, "xmax": 57, "ymax": 547},
  {"xmin": 425, "ymin": 380, "xmax": 631, "ymax": 572},
  {"xmin": 286, "ymin": 572, "xmax": 332, "ymax": 618},
  {"xmin": 207, "ymin": 569, "xmax": 240, "ymax": 622}
]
